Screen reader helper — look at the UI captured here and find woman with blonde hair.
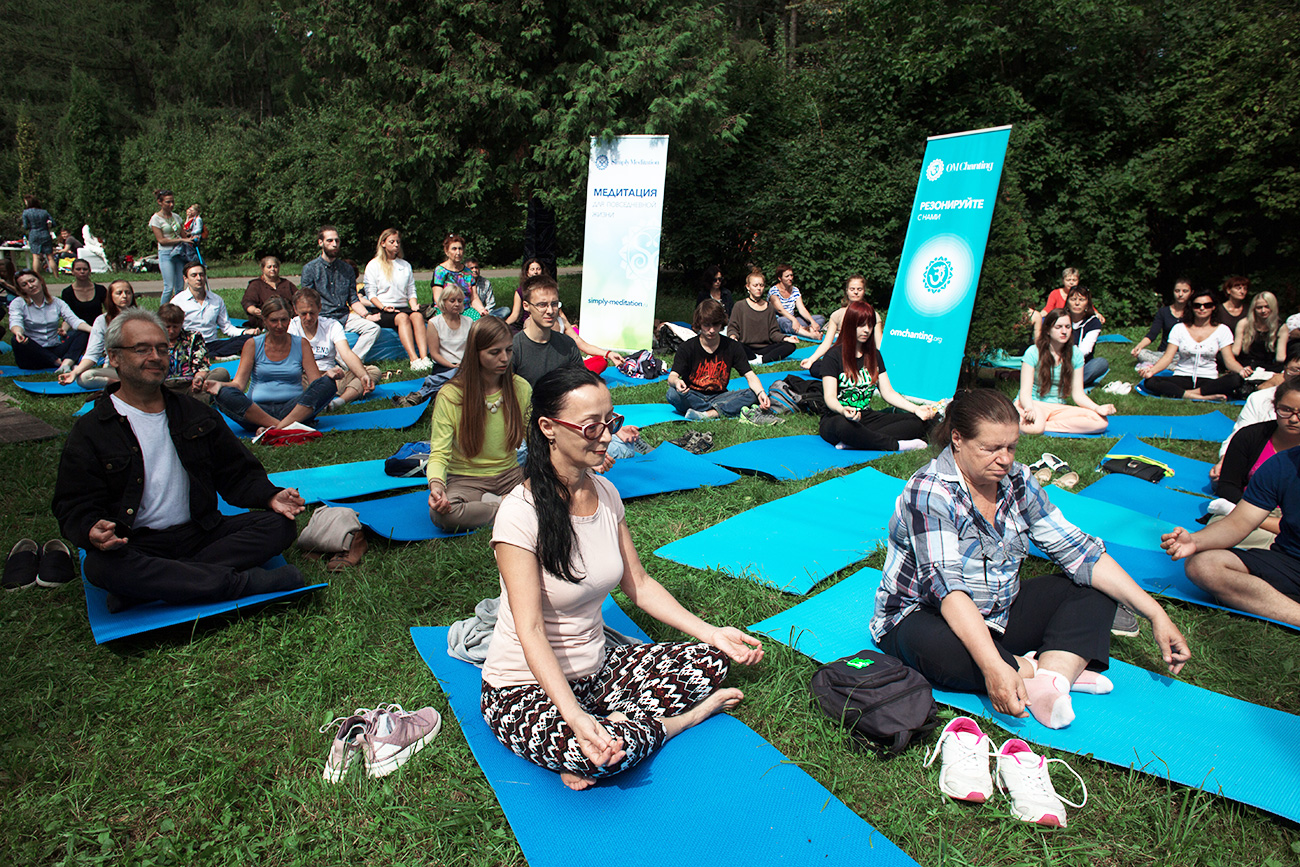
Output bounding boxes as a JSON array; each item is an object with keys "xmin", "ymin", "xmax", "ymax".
[
  {"xmin": 427, "ymin": 316, "xmax": 530, "ymax": 531},
  {"xmin": 1234, "ymin": 290, "xmax": 1282, "ymax": 373},
  {"xmin": 362, "ymin": 228, "xmax": 431, "ymax": 371}
]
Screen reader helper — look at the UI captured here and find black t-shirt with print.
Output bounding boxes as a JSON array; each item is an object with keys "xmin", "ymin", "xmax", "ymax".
[
  {"xmin": 671, "ymin": 335, "xmax": 752, "ymax": 394},
  {"xmin": 820, "ymin": 348, "xmax": 887, "ymax": 409}
]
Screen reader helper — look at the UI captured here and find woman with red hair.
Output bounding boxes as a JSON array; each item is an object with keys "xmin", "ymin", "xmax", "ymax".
[{"xmin": 818, "ymin": 301, "xmax": 934, "ymax": 451}]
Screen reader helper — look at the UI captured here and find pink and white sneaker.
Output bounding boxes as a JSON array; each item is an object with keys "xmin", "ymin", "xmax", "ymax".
[
  {"xmin": 923, "ymin": 716, "xmax": 994, "ymax": 802},
  {"xmin": 995, "ymin": 739, "xmax": 1088, "ymax": 827}
]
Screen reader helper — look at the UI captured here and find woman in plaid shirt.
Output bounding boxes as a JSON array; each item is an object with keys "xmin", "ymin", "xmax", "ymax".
[{"xmin": 870, "ymin": 389, "xmax": 1191, "ymax": 729}]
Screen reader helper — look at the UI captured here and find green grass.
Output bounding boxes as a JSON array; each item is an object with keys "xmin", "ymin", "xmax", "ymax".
[{"xmin": 1, "ymin": 318, "xmax": 1298, "ymax": 867}]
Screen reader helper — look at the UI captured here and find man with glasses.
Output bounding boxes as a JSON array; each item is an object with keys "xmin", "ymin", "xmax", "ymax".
[
  {"xmin": 52, "ymin": 308, "xmax": 307, "ymax": 613},
  {"xmin": 512, "ymin": 275, "xmax": 642, "ymax": 460}
]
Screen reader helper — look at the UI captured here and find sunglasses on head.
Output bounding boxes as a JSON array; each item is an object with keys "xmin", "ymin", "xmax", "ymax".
[{"xmin": 546, "ymin": 413, "xmax": 625, "ymax": 441}]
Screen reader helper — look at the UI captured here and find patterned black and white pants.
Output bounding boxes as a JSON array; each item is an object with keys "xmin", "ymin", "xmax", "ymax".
[{"xmin": 481, "ymin": 641, "xmax": 730, "ymax": 779}]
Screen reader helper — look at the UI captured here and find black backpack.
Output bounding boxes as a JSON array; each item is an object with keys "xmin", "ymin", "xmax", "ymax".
[
  {"xmin": 780, "ymin": 375, "xmax": 828, "ymax": 415},
  {"xmin": 808, "ymin": 649, "xmax": 938, "ymax": 756}
]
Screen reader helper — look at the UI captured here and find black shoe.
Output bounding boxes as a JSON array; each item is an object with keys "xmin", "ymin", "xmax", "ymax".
[
  {"xmin": 36, "ymin": 539, "xmax": 76, "ymax": 588},
  {"xmin": 3, "ymin": 539, "xmax": 40, "ymax": 591},
  {"xmin": 243, "ymin": 564, "xmax": 305, "ymax": 596}
]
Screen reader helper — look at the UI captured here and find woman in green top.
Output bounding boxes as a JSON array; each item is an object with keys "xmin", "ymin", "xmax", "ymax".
[
  {"xmin": 1017, "ymin": 308, "xmax": 1115, "ymax": 435},
  {"xmin": 427, "ymin": 316, "xmax": 531, "ymax": 531}
]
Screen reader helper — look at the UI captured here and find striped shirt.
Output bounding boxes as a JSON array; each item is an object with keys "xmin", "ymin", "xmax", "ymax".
[{"xmin": 870, "ymin": 446, "xmax": 1105, "ymax": 641}]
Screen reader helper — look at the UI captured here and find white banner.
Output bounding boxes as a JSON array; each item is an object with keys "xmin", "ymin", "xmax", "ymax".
[{"xmin": 578, "ymin": 135, "xmax": 669, "ymax": 351}]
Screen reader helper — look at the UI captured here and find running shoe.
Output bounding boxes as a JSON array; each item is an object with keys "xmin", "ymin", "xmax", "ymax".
[
  {"xmin": 319, "ymin": 713, "xmax": 368, "ymax": 783},
  {"xmin": 923, "ymin": 716, "xmax": 994, "ymax": 802},
  {"xmin": 359, "ymin": 704, "xmax": 442, "ymax": 778},
  {"xmin": 995, "ymin": 739, "xmax": 1087, "ymax": 828},
  {"xmin": 739, "ymin": 406, "xmax": 785, "ymax": 426},
  {"xmin": 1111, "ymin": 604, "xmax": 1140, "ymax": 637}
]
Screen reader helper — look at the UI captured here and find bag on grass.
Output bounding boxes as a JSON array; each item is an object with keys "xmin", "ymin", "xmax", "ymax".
[
  {"xmin": 809, "ymin": 649, "xmax": 938, "ymax": 756},
  {"xmin": 1100, "ymin": 454, "xmax": 1171, "ymax": 484},
  {"xmin": 386, "ymin": 441, "xmax": 431, "ymax": 477},
  {"xmin": 617, "ymin": 349, "xmax": 668, "ymax": 379},
  {"xmin": 780, "ymin": 375, "xmax": 827, "ymax": 415}
]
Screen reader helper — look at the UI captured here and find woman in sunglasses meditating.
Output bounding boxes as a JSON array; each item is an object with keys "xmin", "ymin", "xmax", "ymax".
[
  {"xmin": 480, "ymin": 365, "xmax": 765, "ymax": 790},
  {"xmin": 427, "ymin": 316, "xmax": 531, "ymax": 531},
  {"xmin": 1141, "ymin": 289, "xmax": 1250, "ymax": 401}
]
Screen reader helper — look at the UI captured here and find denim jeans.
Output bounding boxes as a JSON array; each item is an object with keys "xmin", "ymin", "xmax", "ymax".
[
  {"xmin": 1083, "ymin": 356, "xmax": 1109, "ymax": 388},
  {"xmin": 666, "ymin": 386, "xmax": 758, "ymax": 418},
  {"xmin": 776, "ymin": 313, "xmax": 826, "ymax": 335},
  {"xmin": 216, "ymin": 376, "xmax": 338, "ymax": 430},
  {"xmin": 158, "ymin": 246, "xmax": 190, "ymax": 305}
]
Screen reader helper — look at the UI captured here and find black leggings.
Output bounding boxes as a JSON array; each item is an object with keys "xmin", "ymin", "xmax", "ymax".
[
  {"xmin": 14, "ymin": 331, "xmax": 89, "ymax": 369},
  {"xmin": 879, "ymin": 573, "xmax": 1116, "ymax": 692},
  {"xmin": 819, "ymin": 409, "xmax": 926, "ymax": 450},
  {"xmin": 1143, "ymin": 372, "xmax": 1243, "ymax": 399},
  {"xmin": 743, "ymin": 341, "xmax": 794, "ymax": 363}
]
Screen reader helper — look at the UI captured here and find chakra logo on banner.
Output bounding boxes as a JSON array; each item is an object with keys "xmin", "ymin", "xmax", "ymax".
[
  {"xmin": 880, "ymin": 125, "xmax": 1012, "ymax": 401},
  {"xmin": 579, "ymin": 135, "xmax": 669, "ymax": 352}
]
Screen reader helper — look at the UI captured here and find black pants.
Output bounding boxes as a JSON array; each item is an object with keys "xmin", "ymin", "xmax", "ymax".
[
  {"xmin": 1143, "ymin": 372, "xmax": 1243, "ymax": 399},
  {"xmin": 878, "ymin": 573, "xmax": 1116, "ymax": 692},
  {"xmin": 14, "ymin": 331, "xmax": 89, "ymax": 369},
  {"xmin": 744, "ymin": 341, "xmax": 794, "ymax": 363},
  {"xmin": 819, "ymin": 409, "xmax": 926, "ymax": 450},
  {"xmin": 204, "ymin": 334, "xmax": 253, "ymax": 358},
  {"xmin": 83, "ymin": 511, "xmax": 296, "ymax": 606}
]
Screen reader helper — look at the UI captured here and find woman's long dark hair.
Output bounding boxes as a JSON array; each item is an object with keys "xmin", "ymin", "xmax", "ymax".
[
  {"xmin": 525, "ymin": 366, "xmax": 607, "ymax": 584},
  {"xmin": 838, "ymin": 300, "xmax": 880, "ymax": 384},
  {"xmin": 1182, "ymin": 291, "xmax": 1222, "ymax": 327},
  {"xmin": 931, "ymin": 388, "xmax": 1019, "ymax": 450},
  {"xmin": 1035, "ymin": 308, "xmax": 1075, "ymax": 400}
]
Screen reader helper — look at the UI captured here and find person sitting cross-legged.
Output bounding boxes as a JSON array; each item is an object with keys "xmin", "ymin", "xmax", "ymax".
[
  {"xmin": 51, "ymin": 307, "xmax": 306, "ymax": 613},
  {"xmin": 666, "ymin": 299, "xmax": 770, "ymax": 420},
  {"xmin": 1163, "ymin": 440, "xmax": 1300, "ymax": 629}
]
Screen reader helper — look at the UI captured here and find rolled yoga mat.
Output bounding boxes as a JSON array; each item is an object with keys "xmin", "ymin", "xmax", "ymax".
[
  {"xmin": 705, "ymin": 434, "xmax": 891, "ymax": 481},
  {"xmin": 81, "ymin": 554, "xmax": 325, "ymax": 644},
  {"xmin": 410, "ymin": 598, "xmax": 922, "ymax": 867},
  {"xmin": 654, "ymin": 466, "xmax": 904, "ymax": 593},
  {"xmin": 748, "ymin": 566, "xmax": 1300, "ymax": 825}
]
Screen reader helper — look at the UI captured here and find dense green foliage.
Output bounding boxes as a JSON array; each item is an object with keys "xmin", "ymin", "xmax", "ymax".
[{"xmin": 2, "ymin": 0, "xmax": 1298, "ymax": 353}]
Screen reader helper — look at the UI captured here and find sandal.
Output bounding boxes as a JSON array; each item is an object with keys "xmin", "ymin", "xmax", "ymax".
[
  {"xmin": 1050, "ymin": 461, "xmax": 1080, "ymax": 489},
  {"xmin": 1028, "ymin": 455, "xmax": 1054, "ymax": 485}
]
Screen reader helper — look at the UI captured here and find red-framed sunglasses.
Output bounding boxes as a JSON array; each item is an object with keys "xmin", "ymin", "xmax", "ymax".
[{"xmin": 546, "ymin": 413, "xmax": 625, "ymax": 440}]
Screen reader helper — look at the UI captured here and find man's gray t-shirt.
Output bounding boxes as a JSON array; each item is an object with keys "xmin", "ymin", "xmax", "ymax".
[{"xmin": 512, "ymin": 329, "xmax": 584, "ymax": 385}]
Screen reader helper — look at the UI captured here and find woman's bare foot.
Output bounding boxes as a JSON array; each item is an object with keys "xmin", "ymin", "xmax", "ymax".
[
  {"xmin": 661, "ymin": 687, "xmax": 744, "ymax": 740},
  {"xmin": 560, "ymin": 772, "xmax": 597, "ymax": 791}
]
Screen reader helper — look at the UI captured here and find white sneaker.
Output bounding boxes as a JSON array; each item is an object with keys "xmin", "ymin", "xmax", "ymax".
[
  {"xmin": 923, "ymin": 716, "xmax": 994, "ymax": 802},
  {"xmin": 995, "ymin": 739, "xmax": 1087, "ymax": 828}
]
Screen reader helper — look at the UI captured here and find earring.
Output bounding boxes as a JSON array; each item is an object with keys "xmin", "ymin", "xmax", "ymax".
[{"xmin": 547, "ymin": 439, "xmax": 557, "ymax": 448}]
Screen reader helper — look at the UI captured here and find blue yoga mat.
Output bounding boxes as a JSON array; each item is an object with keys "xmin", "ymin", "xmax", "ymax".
[
  {"xmin": 13, "ymin": 378, "xmax": 96, "ymax": 395},
  {"xmin": 225, "ymin": 399, "xmax": 431, "ymax": 438},
  {"xmin": 0, "ymin": 340, "xmax": 9, "ymax": 353},
  {"xmin": 1046, "ymin": 411, "xmax": 1236, "ymax": 442},
  {"xmin": 727, "ymin": 370, "xmax": 815, "ymax": 391},
  {"xmin": 654, "ymin": 466, "xmax": 904, "ymax": 593},
  {"xmin": 615, "ymin": 403, "xmax": 686, "ymax": 429},
  {"xmin": 1096, "ymin": 334, "xmax": 1132, "ymax": 344},
  {"xmin": 268, "ymin": 459, "xmax": 428, "ymax": 504},
  {"xmin": 601, "ymin": 367, "xmax": 671, "ymax": 390},
  {"xmin": 706, "ymin": 435, "xmax": 890, "ymax": 481},
  {"xmin": 1080, "ymin": 472, "xmax": 1210, "ymax": 522},
  {"xmin": 1044, "ymin": 486, "xmax": 1177, "ymax": 551},
  {"xmin": 749, "ymin": 566, "xmax": 1300, "ymax": 824},
  {"xmin": 411, "ymin": 600, "xmax": 921, "ymax": 867},
  {"xmin": 81, "ymin": 557, "xmax": 326, "ymax": 644},
  {"xmin": 329, "ymin": 490, "xmax": 475, "ymax": 543},
  {"xmin": 0, "ymin": 364, "xmax": 57, "ymax": 378},
  {"xmin": 1103, "ymin": 434, "xmax": 1215, "ymax": 495},
  {"xmin": 603, "ymin": 442, "xmax": 741, "ymax": 498},
  {"xmin": 367, "ymin": 378, "xmax": 426, "ymax": 402}
]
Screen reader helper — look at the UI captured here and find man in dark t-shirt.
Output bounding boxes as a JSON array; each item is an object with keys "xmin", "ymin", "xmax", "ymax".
[
  {"xmin": 1162, "ymin": 446, "xmax": 1300, "ymax": 627},
  {"xmin": 666, "ymin": 299, "xmax": 770, "ymax": 420}
]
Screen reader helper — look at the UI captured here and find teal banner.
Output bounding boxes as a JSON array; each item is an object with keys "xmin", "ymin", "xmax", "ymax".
[{"xmin": 880, "ymin": 125, "xmax": 1011, "ymax": 401}]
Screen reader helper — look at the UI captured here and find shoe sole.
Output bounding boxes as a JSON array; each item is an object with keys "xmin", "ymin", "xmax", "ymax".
[
  {"xmin": 365, "ymin": 720, "xmax": 442, "ymax": 778},
  {"xmin": 1110, "ymin": 624, "xmax": 1140, "ymax": 637},
  {"xmin": 322, "ymin": 751, "xmax": 357, "ymax": 783},
  {"xmin": 34, "ymin": 577, "xmax": 72, "ymax": 588}
]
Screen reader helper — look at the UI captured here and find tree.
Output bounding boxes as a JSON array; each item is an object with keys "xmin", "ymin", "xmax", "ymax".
[{"xmin": 56, "ymin": 70, "xmax": 121, "ymax": 239}]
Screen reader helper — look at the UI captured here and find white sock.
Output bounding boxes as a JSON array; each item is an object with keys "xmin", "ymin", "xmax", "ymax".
[{"xmin": 897, "ymin": 438, "xmax": 928, "ymax": 452}]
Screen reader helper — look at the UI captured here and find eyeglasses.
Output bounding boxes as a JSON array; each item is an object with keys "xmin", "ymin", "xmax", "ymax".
[
  {"xmin": 1276, "ymin": 406, "xmax": 1300, "ymax": 420},
  {"xmin": 547, "ymin": 413, "xmax": 625, "ymax": 441},
  {"xmin": 114, "ymin": 343, "xmax": 170, "ymax": 357},
  {"xmin": 1191, "ymin": 301, "xmax": 1216, "ymax": 309},
  {"xmin": 528, "ymin": 299, "xmax": 562, "ymax": 311}
]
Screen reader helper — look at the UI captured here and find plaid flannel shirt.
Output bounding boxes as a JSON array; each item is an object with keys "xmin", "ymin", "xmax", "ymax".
[{"xmin": 869, "ymin": 447, "xmax": 1105, "ymax": 642}]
